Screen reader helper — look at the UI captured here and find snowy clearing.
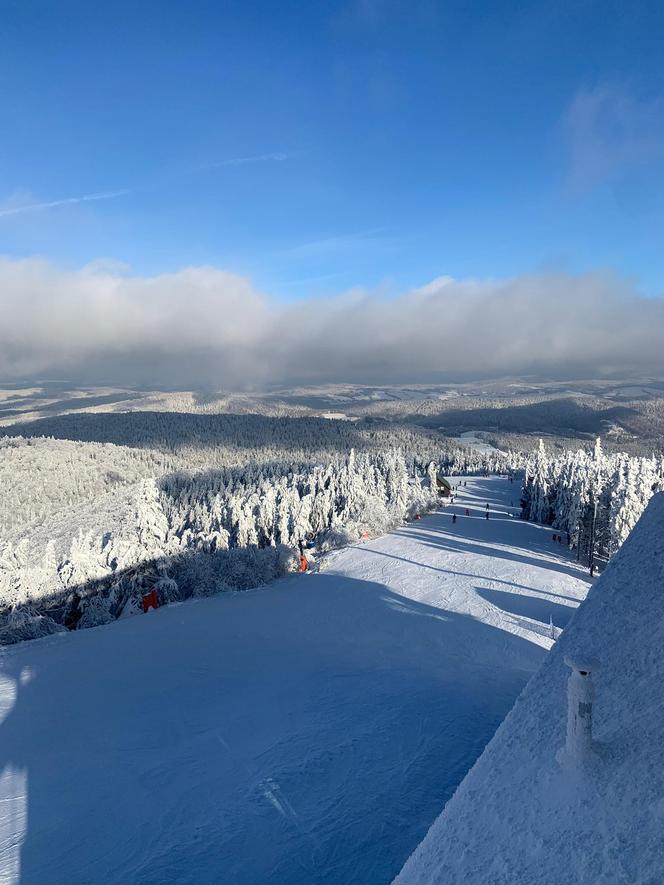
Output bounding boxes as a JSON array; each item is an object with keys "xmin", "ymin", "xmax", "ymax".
[
  {"xmin": 0, "ymin": 476, "xmax": 590, "ymax": 884},
  {"xmin": 456, "ymin": 431, "xmax": 505, "ymax": 457}
]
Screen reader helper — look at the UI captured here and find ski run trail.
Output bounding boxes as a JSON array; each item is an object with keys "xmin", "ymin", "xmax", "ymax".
[{"xmin": 0, "ymin": 476, "xmax": 591, "ymax": 885}]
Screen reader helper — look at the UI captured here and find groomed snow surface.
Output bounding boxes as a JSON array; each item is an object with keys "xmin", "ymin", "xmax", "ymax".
[
  {"xmin": 396, "ymin": 492, "xmax": 664, "ymax": 885},
  {"xmin": 0, "ymin": 477, "xmax": 590, "ymax": 885}
]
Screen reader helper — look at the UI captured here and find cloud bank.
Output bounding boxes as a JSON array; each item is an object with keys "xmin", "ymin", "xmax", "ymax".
[{"xmin": 0, "ymin": 257, "xmax": 662, "ymax": 387}]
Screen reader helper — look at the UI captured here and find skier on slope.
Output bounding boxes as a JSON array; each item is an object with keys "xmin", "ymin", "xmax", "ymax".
[{"xmin": 452, "ymin": 513, "xmax": 457, "ymax": 524}]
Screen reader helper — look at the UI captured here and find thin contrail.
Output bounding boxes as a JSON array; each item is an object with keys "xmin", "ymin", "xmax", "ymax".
[
  {"xmin": 224, "ymin": 151, "xmax": 292, "ymax": 165},
  {"xmin": 200, "ymin": 151, "xmax": 295, "ymax": 170},
  {"xmin": 0, "ymin": 189, "xmax": 130, "ymax": 218},
  {"xmin": 0, "ymin": 152, "xmax": 295, "ymax": 219}
]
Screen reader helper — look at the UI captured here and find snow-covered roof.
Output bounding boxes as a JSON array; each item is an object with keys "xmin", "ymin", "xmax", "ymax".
[{"xmin": 395, "ymin": 492, "xmax": 664, "ymax": 885}]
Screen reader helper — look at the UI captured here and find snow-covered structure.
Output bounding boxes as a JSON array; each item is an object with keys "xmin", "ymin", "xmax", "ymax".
[
  {"xmin": 435, "ymin": 473, "xmax": 453, "ymax": 497},
  {"xmin": 395, "ymin": 492, "xmax": 664, "ymax": 885}
]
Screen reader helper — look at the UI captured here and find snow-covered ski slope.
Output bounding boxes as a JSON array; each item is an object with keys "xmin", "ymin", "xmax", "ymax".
[
  {"xmin": 395, "ymin": 492, "xmax": 664, "ymax": 885},
  {"xmin": 0, "ymin": 477, "xmax": 590, "ymax": 885}
]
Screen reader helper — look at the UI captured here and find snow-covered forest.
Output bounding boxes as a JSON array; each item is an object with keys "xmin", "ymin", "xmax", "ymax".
[
  {"xmin": 0, "ymin": 417, "xmax": 513, "ymax": 533},
  {"xmin": 0, "ymin": 419, "xmax": 519, "ymax": 644},
  {"xmin": 1, "ymin": 411, "xmax": 513, "ymax": 468},
  {"xmin": 521, "ymin": 438, "xmax": 664, "ymax": 568},
  {"xmin": 0, "ymin": 436, "xmax": 179, "ymax": 531},
  {"xmin": 3, "ymin": 413, "xmax": 660, "ymax": 646}
]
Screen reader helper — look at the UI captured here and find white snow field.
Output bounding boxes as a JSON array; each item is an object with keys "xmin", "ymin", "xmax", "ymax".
[
  {"xmin": 395, "ymin": 492, "xmax": 664, "ymax": 885},
  {"xmin": 0, "ymin": 477, "xmax": 590, "ymax": 885}
]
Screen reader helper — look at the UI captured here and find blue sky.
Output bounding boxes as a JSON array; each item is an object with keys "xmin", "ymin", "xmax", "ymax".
[{"xmin": 2, "ymin": 0, "xmax": 664, "ymax": 299}]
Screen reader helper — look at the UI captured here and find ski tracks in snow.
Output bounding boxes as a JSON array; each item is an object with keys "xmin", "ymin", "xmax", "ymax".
[{"xmin": 324, "ymin": 474, "xmax": 589, "ymax": 654}]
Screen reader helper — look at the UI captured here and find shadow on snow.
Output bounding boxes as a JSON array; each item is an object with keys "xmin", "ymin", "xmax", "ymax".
[
  {"xmin": 0, "ymin": 565, "xmax": 543, "ymax": 885},
  {"xmin": 474, "ymin": 586, "xmax": 576, "ymax": 628}
]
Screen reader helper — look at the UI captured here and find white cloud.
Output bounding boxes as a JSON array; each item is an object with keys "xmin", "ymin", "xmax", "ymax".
[
  {"xmin": 564, "ymin": 85, "xmax": 664, "ymax": 191},
  {"xmin": 0, "ymin": 257, "xmax": 661, "ymax": 386},
  {"xmin": 412, "ymin": 275, "xmax": 455, "ymax": 296}
]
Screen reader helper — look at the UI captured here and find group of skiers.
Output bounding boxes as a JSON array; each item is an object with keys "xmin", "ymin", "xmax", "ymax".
[{"xmin": 449, "ymin": 487, "xmax": 494, "ymax": 523}]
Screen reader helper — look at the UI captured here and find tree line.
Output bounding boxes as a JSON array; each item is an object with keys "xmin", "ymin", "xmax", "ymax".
[{"xmin": 521, "ymin": 438, "xmax": 664, "ymax": 571}]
